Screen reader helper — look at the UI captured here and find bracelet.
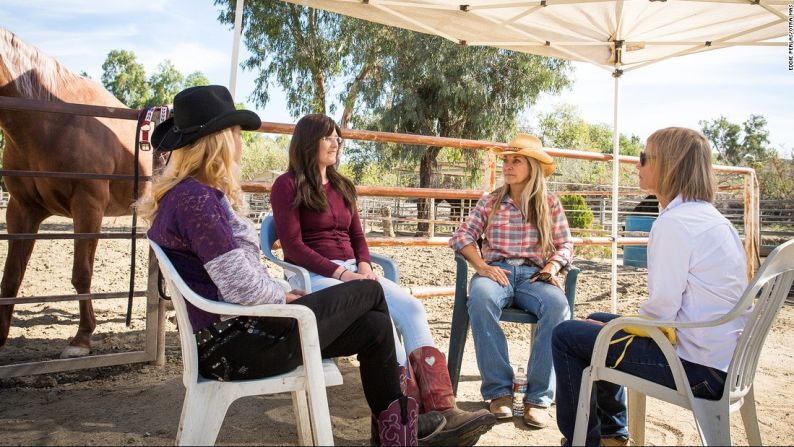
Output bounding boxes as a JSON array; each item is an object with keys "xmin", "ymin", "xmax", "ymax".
[{"xmin": 338, "ymin": 270, "xmax": 346, "ymax": 280}]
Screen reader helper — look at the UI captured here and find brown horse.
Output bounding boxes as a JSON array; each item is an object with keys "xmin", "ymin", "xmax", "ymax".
[{"xmin": 0, "ymin": 28, "xmax": 151, "ymax": 357}]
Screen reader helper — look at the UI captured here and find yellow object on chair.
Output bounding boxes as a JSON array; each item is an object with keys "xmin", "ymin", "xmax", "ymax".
[{"xmin": 609, "ymin": 315, "xmax": 676, "ymax": 368}]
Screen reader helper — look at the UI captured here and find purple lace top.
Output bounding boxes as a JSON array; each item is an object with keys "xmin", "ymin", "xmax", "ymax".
[{"xmin": 147, "ymin": 177, "xmax": 285, "ymax": 332}]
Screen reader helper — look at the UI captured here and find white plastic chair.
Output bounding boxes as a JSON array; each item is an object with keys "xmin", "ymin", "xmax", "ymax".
[
  {"xmin": 259, "ymin": 214, "xmax": 400, "ymax": 292},
  {"xmin": 149, "ymin": 239, "xmax": 343, "ymax": 446},
  {"xmin": 573, "ymin": 239, "xmax": 794, "ymax": 446}
]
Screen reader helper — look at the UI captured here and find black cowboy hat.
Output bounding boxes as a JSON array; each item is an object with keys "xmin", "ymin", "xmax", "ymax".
[{"xmin": 152, "ymin": 85, "xmax": 261, "ymax": 151}]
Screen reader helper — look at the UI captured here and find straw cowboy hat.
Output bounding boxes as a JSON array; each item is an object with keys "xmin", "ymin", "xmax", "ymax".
[
  {"xmin": 152, "ymin": 85, "xmax": 261, "ymax": 151},
  {"xmin": 491, "ymin": 133, "xmax": 555, "ymax": 177}
]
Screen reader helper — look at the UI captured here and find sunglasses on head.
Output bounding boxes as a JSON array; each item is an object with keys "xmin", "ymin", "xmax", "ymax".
[{"xmin": 639, "ymin": 151, "xmax": 655, "ymax": 167}]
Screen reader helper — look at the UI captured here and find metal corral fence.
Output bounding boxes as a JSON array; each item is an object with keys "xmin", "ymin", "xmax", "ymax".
[
  {"xmin": 0, "ymin": 96, "xmax": 163, "ymax": 379},
  {"xmin": 0, "ymin": 96, "xmax": 769, "ymax": 380}
]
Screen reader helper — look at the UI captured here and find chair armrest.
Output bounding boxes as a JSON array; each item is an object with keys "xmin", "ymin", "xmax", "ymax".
[
  {"xmin": 372, "ymin": 253, "xmax": 400, "ymax": 283},
  {"xmin": 184, "ymin": 287, "xmax": 316, "ymax": 323},
  {"xmin": 590, "ymin": 317, "xmax": 691, "ymax": 394},
  {"xmin": 266, "ymin": 258, "xmax": 313, "ymax": 293},
  {"xmin": 563, "ymin": 265, "xmax": 579, "ymax": 317}
]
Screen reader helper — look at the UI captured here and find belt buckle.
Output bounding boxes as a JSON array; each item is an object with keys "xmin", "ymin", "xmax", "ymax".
[{"xmin": 506, "ymin": 258, "xmax": 524, "ymax": 266}]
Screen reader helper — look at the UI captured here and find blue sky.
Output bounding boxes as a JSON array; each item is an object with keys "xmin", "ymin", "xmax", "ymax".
[{"xmin": 2, "ymin": 0, "xmax": 792, "ymax": 156}]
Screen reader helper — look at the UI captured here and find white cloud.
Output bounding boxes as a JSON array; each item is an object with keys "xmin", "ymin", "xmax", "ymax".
[
  {"xmin": 1, "ymin": 0, "xmax": 168, "ymax": 17},
  {"xmin": 138, "ymin": 42, "xmax": 231, "ymax": 79}
]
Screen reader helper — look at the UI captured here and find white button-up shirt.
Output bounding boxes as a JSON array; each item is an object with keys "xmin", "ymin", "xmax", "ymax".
[{"xmin": 640, "ymin": 196, "xmax": 748, "ymax": 372}]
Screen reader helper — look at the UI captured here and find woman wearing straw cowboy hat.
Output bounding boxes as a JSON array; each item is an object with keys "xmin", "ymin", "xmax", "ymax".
[
  {"xmin": 449, "ymin": 133, "xmax": 574, "ymax": 428},
  {"xmin": 141, "ymin": 85, "xmax": 440, "ymax": 445}
]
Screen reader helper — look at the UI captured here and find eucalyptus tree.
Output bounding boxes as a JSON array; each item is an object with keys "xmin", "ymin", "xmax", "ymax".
[
  {"xmin": 360, "ymin": 31, "xmax": 572, "ymax": 233},
  {"xmin": 700, "ymin": 115, "xmax": 772, "ymax": 166},
  {"xmin": 214, "ymin": 0, "xmax": 573, "ymax": 233},
  {"xmin": 215, "ymin": 0, "xmax": 386, "ymax": 122}
]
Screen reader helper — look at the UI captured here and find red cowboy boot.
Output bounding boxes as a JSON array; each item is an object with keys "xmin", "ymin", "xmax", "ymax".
[
  {"xmin": 400, "ymin": 363, "xmax": 424, "ymax": 413},
  {"xmin": 376, "ymin": 396, "xmax": 419, "ymax": 446},
  {"xmin": 410, "ymin": 346, "xmax": 497, "ymax": 446}
]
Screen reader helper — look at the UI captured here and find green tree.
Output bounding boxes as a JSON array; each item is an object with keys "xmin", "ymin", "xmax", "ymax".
[
  {"xmin": 215, "ymin": 0, "xmax": 351, "ymax": 116},
  {"xmin": 213, "ymin": 1, "xmax": 572, "ymax": 234},
  {"xmin": 364, "ymin": 33, "xmax": 572, "ymax": 233},
  {"xmin": 559, "ymin": 194, "xmax": 593, "ymax": 229},
  {"xmin": 101, "ymin": 50, "xmax": 210, "ymax": 107},
  {"xmin": 101, "ymin": 49, "xmax": 150, "ymax": 108},
  {"xmin": 184, "ymin": 71, "xmax": 211, "ymax": 88},
  {"xmin": 239, "ymin": 135, "xmax": 290, "ymax": 180},
  {"xmin": 215, "ymin": 1, "xmax": 408, "ymax": 128},
  {"xmin": 537, "ymin": 104, "xmax": 643, "ymax": 192},
  {"xmin": 700, "ymin": 115, "xmax": 772, "ymax": 166},
  {"xmin": 756, "ymin": 150, "xmax": 794, "ymax": 199},
  {"xmin": 537, "ymin": 104, "xmax": 642, "ymax": 155},
  {"xmin": 147, "ymin": 60, "xmax": 184, "ymax": 106}
]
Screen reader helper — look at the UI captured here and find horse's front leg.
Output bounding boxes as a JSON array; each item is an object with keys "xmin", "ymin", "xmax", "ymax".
[
  {"xmin": 1, "ymin": 198, "xmax": 50, "ymax": 348},
  {"xmin": 61, "ymin": 201, "xmax": 104, "ymax": 358}
]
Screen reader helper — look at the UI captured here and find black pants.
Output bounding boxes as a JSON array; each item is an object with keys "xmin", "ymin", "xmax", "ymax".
[{"xmin": 197, "ymin": 279, "xmax": 401, "ymax": 415}]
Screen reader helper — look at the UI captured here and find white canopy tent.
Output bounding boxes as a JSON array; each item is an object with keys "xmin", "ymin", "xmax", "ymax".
[{"xmin": 228, "ymin": 0, "xmax": 787, "ymax": 309}]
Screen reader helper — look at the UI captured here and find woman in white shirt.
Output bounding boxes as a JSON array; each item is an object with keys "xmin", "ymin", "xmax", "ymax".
[{"xmin": 551, "ymin": 127, "xmax": 748, "ymax": 446}]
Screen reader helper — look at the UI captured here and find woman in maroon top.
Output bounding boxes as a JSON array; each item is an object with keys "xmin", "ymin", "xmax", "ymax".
[{"xmin": 271, "ymin": 113, "xmax": 496, "ymax": 446}]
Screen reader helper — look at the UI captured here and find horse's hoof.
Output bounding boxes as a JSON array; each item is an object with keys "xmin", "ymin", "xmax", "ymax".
[{"xmin": 59, "ymin": 345, "xmax": 90, "ymax": 359}]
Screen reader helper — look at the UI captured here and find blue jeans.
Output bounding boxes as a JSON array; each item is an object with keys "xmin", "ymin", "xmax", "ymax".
[
  {"xmin": 552, "ymin": 312, "xmax": 728, "ymax": 446},
  {"xmin": 291, "ymin": 260, "xmax": 436, "ymax": 366},
  {"xmin": 467, "ymin": 261, "xmax": 570, "ymax": 407}
]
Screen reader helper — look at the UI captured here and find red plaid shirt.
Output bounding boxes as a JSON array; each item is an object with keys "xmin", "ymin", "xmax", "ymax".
[{"xmin": 449, "ymin": 192, "xmax": 573, "ymax": 268}]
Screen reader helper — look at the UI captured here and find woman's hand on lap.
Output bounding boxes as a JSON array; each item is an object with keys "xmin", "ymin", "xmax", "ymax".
[{"xmin": 475, "ymin": 264, "xmax": 512, "ymax": 287}]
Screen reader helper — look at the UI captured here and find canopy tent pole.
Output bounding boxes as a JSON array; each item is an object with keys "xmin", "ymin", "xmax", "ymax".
[
  {"xmin": 610, "ymin": 69, "xmax": 622, "ymax": 313},
  {"xmin": 228, "ymin": 0, "xmax": 245, "ymax": 99}
]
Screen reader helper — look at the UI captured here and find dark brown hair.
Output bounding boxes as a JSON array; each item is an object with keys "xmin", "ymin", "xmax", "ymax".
[{"xmin": 288, "ymin": 114, "xmax": 357, "ymax": 211}]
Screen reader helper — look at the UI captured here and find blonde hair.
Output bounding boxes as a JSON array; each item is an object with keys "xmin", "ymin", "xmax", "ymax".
[
  {"xmin": 646, "ymin": 127, "xmax": 715, "ymax": 203},
  {"xmin": 487, "ymin": 157, "xmax": 555, "ymax": 257},
  {"xmin": 138, "ymin": 128, "xmax": 244, "ymax": 221}
]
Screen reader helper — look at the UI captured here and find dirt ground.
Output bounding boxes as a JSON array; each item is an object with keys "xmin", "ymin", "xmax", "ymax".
[{"xmin": 1, "ymin": 215, "xmax": 793, "ymax": 445}]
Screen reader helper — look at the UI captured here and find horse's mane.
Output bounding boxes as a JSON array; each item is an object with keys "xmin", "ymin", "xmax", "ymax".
[{"xmin": 0, "ymin": 27, "xmax": 83, "ymax": 101}]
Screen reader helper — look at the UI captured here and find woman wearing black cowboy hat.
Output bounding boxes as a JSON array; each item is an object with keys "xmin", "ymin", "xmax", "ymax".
[{"xmin": 141, "ymin": 85, "xmax": 441, "ymax": 445}]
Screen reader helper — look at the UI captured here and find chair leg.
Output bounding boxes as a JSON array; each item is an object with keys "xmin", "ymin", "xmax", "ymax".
[
  {"xmin": 446, "ymin": 297, "xmax": 470, "ymax": 395},
  {"xmin": 176, "ymin": 386, "xmax": 232, "ymax": 446},
  {"xmin": 740, "ymin": 387, "xmax": 762, "ymax": 446},
  {"xmin": 627, "ymin": 389, "xmax": 646, "ymax": 446},
  {"xmin": 572, "ymin": 366, "xmax": 595, "ymax": 446},
  {"xmin": 292, "ymin": 390, "xmax": 313, "ymax": 445},
  {"xmin": 303, "ymin": 363, "xmax": 335, "ymax": 445},
  {"xmin": 691, "ymin": 399, "xmax": 731, "ymax": 447}
]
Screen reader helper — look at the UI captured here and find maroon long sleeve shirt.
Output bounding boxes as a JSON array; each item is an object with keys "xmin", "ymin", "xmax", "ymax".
[{"xmin": 270, "ymin": 171, "xmax": 371, "ymax": 278}]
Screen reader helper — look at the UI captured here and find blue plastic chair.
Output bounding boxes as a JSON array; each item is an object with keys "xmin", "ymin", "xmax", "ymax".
[
  {"xmin": 446, "ymin": 251, "xmax": 580, "ymax": 394},
  {"xmin": 259, "ymin": 214, "xmax": 400, "ymax": 292}
]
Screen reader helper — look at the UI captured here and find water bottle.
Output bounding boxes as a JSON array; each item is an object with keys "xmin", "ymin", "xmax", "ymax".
[{"xmin": 512, "ymin": 366, "xmax": 528, "ymax": 417}]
